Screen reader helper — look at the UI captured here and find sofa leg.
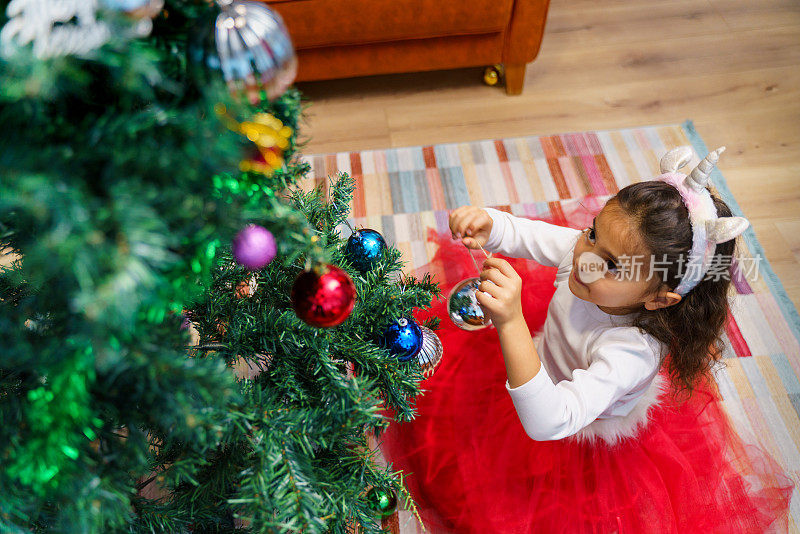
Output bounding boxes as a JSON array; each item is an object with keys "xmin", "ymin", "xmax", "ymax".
[{"xmin": 504, "ymin": 63, "xmax": 526, "ymax": 95}]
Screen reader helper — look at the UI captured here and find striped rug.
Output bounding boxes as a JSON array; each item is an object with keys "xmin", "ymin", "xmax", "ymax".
[{"xmin": 302, "ymin": 121, "xmax": 800, "ymax": 532}]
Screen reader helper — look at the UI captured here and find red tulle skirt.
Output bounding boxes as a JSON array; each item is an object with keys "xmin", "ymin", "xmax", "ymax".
[{"xmin": 382, "ymin": 230, "xmax": 794, "ymax": 534}]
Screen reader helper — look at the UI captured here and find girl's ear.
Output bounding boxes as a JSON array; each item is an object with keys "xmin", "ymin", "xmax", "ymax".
[{"xmin": 644, "ymin": 289, "xmax": 682, "ymax": 310}]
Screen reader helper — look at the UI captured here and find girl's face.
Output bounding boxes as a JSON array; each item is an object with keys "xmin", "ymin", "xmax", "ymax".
[{"xmin": 568, "ymin": 201, "xmax": 679, "ymax": 314}]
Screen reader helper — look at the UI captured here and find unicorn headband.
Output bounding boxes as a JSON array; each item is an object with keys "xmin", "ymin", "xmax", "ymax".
[{"xmin": 656, "ymin": 146, "xmax": 749, "ymax": 296}]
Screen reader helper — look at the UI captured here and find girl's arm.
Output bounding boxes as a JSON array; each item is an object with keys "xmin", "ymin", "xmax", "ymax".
[
  {"xmin": 448, "ymin": 206, "xmax": 581, "ymax": 267},
  {"xmin": 478, "ymin": 257, "xmax": 659, "ymax": 441},
  {"xmin": 504, "ymin": 334, "xmax": 659, "ymax": 441},
  {"xmin": 496, "ymin": 316, "xmax": 541, "ymax": 389},
  {"xmin": 476, "ymin": 257, "xmax": 542, "ymax": 388},
  {"xmin": 483, "ymin": 208, "xmax": 581, "ymax": 267}
]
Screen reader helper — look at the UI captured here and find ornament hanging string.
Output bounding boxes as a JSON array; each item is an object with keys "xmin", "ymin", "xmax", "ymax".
[
  {"xmin": 446, "ymin": 239, "xmax": 493, "ymax": 331},
  {"xmin": 342, "ymin": 217, "xmax": 358, "ymax": 240},
  {"xmin": 467, "ymin": 241, "xmax": 492, "ymax": 276}
]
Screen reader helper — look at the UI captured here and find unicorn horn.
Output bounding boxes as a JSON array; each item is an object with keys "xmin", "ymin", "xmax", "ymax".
[{"xmin": 685, "ymin": 146, "xmax": 725, "ymax": 191}]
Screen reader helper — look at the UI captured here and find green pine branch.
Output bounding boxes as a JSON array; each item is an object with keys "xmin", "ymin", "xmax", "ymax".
[{"xmin": 1, "ymin": 0, "xmax": 439, "ymax": 531}]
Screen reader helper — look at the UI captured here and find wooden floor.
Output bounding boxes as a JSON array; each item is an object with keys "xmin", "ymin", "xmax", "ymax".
[{"xmin": 296, "ymin": 0, "xmax": 800, "ymax": 312}]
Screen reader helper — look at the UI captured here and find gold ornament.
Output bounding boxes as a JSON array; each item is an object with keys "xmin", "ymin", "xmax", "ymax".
[
  {"xmin": 234, "ymin": 274, "xmax": 258, "ymax": 298},
  {"xmin": 215, "ymin": 104, "xmax": 292, "ymax": 174},
  {"xmin": 483, "ymin": 64, "xmax": 504, "ymax": 87},
  {"xmin": 216, "ymin": 320, "xmax": 227, "ymax": 337}
]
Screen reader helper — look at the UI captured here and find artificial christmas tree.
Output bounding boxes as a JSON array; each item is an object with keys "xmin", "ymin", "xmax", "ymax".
[{"xmin": 0, "ymin": 1, "xmax": 438, "ymax": 532}]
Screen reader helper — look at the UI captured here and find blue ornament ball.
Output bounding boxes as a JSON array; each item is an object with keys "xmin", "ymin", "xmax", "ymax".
[
  {"xmin": 344, "ymin": 229, "xmax": 387, "ymax": 272},
  {"xmin": 382, "ymin": 317, "xmax": 423, "ymax": 362}
]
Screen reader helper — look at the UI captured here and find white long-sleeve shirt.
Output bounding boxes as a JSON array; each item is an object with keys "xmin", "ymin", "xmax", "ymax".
[{"xmin": 483, "ymin": 208, "xmax": 665, "ymax": 444}]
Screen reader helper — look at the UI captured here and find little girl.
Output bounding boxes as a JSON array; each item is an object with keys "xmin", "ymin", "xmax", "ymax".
[{"xmin": 381, "ymin": 147, "xmax": 793, "ymax": 533}]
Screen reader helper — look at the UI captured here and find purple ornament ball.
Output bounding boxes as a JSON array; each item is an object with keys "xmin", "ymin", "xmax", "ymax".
[{"xmin": 232, "ymin": 224, "xmax": 277, "ymax": 270}]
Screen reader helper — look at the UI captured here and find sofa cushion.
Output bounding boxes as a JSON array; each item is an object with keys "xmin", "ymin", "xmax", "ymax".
[
  {"xmin": 294, "ymin": 32, "xmax": 506, "ymax": 81},
  {"xmin": 265, "ymin": 0, "xmax": 515, "ymax": 50}
]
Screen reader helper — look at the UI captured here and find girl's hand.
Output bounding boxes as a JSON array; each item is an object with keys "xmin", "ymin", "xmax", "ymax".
[
  {"xmin": 475, "ymin": 257, "xmax": 524, "ymax": 328},
  {"xmin": 449, "ymin": 206, "xmax": 493, "ymax": 249}
]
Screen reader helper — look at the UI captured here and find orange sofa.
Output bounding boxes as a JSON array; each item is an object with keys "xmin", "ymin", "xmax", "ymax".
[{"xmin": 265, "ymin": 0, "xmax": 552, "ymax": 95}]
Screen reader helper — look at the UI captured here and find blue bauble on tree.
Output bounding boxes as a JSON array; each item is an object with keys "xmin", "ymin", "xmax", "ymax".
[
  {"xmin": 344, "ymin": 229, "xmax": 387, "ymax": 272},
  {"xmin": 381, "ymin": 317, "xmax": 423, "ymax": 362}
]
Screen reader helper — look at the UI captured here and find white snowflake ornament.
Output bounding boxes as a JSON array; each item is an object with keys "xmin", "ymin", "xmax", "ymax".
[
  {"xmin": 1, "ymin": 0, "xmax": 160, "ymax": 59},
  {"xmin": 1, "ymin": 0, "xmax": 111, "ymax": 58}
]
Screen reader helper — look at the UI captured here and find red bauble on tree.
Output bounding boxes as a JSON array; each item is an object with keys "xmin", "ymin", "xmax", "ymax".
[{"xmin": 291, "ymin": 264, "xmax": 356, "ymax": 327}]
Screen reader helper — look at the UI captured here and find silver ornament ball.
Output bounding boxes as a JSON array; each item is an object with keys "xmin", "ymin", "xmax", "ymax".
[
  {"xmin": 214, "ymin": 0, "xmax": 297, "ymax": 100},
  {"xmin": 447, "ymin": 277, "xmax": 492, "ymax": 331},
  {"xmin": 417, "ymin": 326, "xmax": 443, "ymax": 378}
]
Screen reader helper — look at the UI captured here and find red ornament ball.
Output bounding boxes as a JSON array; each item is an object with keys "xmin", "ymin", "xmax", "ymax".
[{"xmin": 291, "ymin": 264, "xmax": 356, "ymax": 327}]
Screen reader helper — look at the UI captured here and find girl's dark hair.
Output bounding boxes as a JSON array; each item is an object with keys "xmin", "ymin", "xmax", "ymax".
[{"xmin": 613, "ymin": 181, "xmax": 736, "ymax": 393}]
